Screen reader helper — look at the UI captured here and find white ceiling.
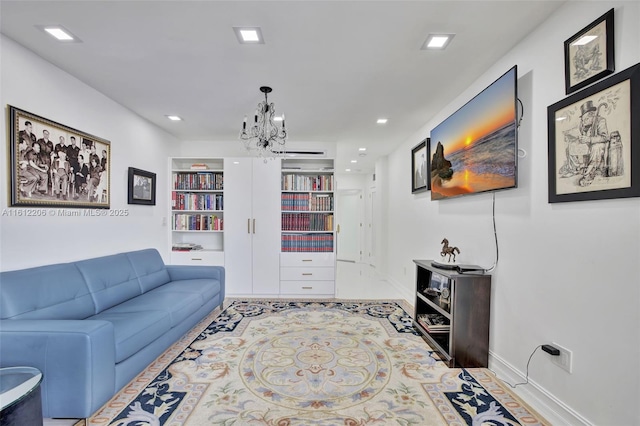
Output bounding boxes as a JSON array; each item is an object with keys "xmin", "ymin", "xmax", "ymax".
[{"xmin": 0, "ymin": 1, "xmax": 564, "ymax": 173}]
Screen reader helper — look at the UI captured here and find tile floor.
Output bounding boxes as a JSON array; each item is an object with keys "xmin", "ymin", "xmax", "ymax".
[{"xmin": 43, "ymin": 261, "xmax": 403, "ymax": 425}]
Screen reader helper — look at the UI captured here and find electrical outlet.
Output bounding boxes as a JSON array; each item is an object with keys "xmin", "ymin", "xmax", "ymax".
[{"xmin": 550, "ymin": 342, "xmax": 573, "ymax": 373}]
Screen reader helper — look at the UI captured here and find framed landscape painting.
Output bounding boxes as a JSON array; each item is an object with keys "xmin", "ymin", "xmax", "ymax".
[
  {"xmin": 548, "ymin": 63, "xmax": 639, "ymax": 203},
  {"xmin": 9, "ymin": 105, "xmax": 110, "ymax": 208}
]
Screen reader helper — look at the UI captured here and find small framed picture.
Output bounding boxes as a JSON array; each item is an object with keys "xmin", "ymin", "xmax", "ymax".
[
  {"xmin": 548, "ymin": 62, "xmax": 639, "ymax": 203},
  {"xmin": 128, "ymin": 167, "xmax": 156, "ymax": 205},
  {"xmin": 411, "ymin": 138, "xmax": 430, "ymax": 193},
  {"xmin": 564, "ymin": 8, "xmax": 614, "ymax": 95}
]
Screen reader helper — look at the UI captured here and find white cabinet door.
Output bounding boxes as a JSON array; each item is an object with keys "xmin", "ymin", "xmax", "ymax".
[
  {"xmin": 251, "ymin": 159, "xmax": 281, "ymax": 294},
  {"xmin": 224, "ymin": 158, "xmax": 280, "ymax": 295}
]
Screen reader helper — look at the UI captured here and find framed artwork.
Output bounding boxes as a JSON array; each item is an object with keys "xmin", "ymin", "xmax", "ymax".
[
  {"xmin": 9, "ymin": 105, "xmax": 110, "ymax": 208},
  {"xmin": 547, "ymin": 62, "xmax": 639, "ymax": 203},
  {"xmin": 411, "ymin": 138, "xmax": 430, "ymax": 193},
  {"xmin": 128, "ymin": 167, "xmax": 156, "ymax": 205},
  {"xmin": 564, "ymin": 8, "xmax": 614, "ymax": 95}
]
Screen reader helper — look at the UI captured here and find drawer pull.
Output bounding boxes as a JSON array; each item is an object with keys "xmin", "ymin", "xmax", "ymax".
[
  {"xmin": 302, "ymin": 259, "xmax": 313, "ymax": 262},
  {"xmin": 302, "ymin": 273, "xmax": 313, "ymax": 276},
  {"xmin": 302, "ymin": 286, "xmax": 313, "ymax": 290},
  {"xmin": 191, "ymin": 258, "xmax": 202, "ymax": 261}
]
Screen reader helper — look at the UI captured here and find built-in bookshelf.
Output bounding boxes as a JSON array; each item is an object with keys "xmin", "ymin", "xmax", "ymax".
[
  {"xmin": 280, "ymin": 158, "xmax": 335, "ymax": 297},
  {"xmin": 169, "ymin": 158, "xmax": 224, "ymax": 266}
]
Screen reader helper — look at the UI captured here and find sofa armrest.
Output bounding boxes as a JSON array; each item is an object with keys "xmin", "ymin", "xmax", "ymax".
[
  {"xmin": 166, "ymin": 265, "xmax": 225, "ymax": 306},
  {"xmin": 0, "ymin": 319, "xmax": 116, "ymax": 419}
]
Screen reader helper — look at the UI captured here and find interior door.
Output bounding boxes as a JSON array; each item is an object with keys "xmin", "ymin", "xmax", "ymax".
[{"xmin": 336, "ymin": 189, "xmax": 361, "ymax": 262}]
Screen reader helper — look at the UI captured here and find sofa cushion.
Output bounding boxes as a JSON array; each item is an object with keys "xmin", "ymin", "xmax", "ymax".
[
  {"xmin": 151, "ymin": 279, "xmax": 221, "ymax": 306},
  {"xmin": 108, "ymin": 288, "xmax": 203, "ymax": 329},
  {"xmin": 0, "ymin": 263, "xmax": 94, "ymax": 320},
  {"xmin": 75, "ymin": 253, "xmax": 142, "ymax": 313},
  {"xmin": 126, "ymin": 249, "xmax": 171, "ymax": 292},
  {"xmin": 87, "ymin": 309, "xmax": 170, "ymax": 363}
]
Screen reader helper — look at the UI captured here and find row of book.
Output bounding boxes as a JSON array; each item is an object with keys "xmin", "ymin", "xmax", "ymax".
[
  {"xmin": 281, "ymin": 193, "xmax": 333, "ymax": 211},
  {"xmin": 282, "ymin": 213, "xmax": 334, "ymax": 231},
  {"xmin": 172, "ymin": 192, "xmax": 223, "ymax": 211},
  {"xmin": 416, "ymin": 314, "xmax": 450, "ymax": 334},
  {"xmin": 281, "ymin": 233, "xmax": 334, "ymax": 252},
  {"xmin": 172, "ymin": 214, "xmax": 223, "ymax": 231},
  {"xmin": 281, "ymin": 174, "xmax": 334, "ymax": 191},
  {"xmin": 173, "ymin": 172, "xmax": 223, "ymax": 191}
]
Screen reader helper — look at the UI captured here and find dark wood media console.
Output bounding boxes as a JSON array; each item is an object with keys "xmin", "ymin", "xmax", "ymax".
[{"xmin": 413, "ymin": 259, "xmax": 491, "ymax": 367}]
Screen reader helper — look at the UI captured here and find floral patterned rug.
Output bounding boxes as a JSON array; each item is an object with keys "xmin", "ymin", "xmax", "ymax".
[{"xmin": 85, "ymin": 299, "xmax": 548, "ymax": 425}]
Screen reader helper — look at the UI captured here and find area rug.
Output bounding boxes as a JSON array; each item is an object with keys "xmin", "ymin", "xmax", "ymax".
[{"xmin": 85, "ymin": 299, "xmax": 548, "ymax": 425}]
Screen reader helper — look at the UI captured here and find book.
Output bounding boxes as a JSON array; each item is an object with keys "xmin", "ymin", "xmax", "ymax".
[
  {"xmin": 417, "ymin": 314, "xmax": 450, "ymax": 333},
  {"xmin": 190, "ymin": 163, "xmax": 208, "ymax": 170}
]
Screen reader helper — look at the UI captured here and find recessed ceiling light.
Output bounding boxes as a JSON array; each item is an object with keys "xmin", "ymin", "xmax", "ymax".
[
  {"xmin": 345, "ymin": 168, "xmax": 351, "ymax": 172},
  {"xmin": 37, "ymin": 25, "xmax": 81, "ymax": 42},
  {"xmin": 358, "ymin": 147, "xmax": 367, "ymax": 151},
  {"xmin": 351, "ymin": 160, "xmax": 358, "ymax": 163},
  {"xmin": 422, "ymin": 33, "xmax": 455, "ymax": 50},
  {"xmin": 376, "ymin": 118, "xmax": 388, "ymax": 124},
  {"xmin": 572, "ymin": 35, "xmax": 598, "ymax": 46},
  {"xmin": 233, "ymin": 27, "xmax": 264, "ymax": 44},
  {"xmin": 166, "ymin": 115, "xmax": 182, "ymax": 121}
]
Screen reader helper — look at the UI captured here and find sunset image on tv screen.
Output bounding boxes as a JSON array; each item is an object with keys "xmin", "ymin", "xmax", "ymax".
[{"xmin": 430, "ymin": 66, "xmax": 517, "ymax": 200}]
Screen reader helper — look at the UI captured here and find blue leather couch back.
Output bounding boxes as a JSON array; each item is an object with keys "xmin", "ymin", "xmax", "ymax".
[
  {"xmin": 0, "ymin": 263, "xmax": 95, "ymax": 320},
  {"xmin": 0, "ymin": 249, "xmax": 171, "ymax": 320}
]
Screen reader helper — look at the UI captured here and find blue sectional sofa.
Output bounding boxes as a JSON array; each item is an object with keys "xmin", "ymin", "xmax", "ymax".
[{"xmin": 0, "ymin": 248, "xmax": 225, "ymax": 419}]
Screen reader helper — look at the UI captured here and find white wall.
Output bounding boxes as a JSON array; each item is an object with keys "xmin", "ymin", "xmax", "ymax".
[
  {"xmin": 0, "ymin": 35, "xmax": 179, "ymax": 270},
  {"xmin": 382, "ymin": 2, "xmax": 639, "ymax": 424}
]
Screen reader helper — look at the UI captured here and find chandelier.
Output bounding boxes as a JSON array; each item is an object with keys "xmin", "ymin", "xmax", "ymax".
[{"xmin": 239, "ymin": 86, "xmax": 287, "ymax": 160}]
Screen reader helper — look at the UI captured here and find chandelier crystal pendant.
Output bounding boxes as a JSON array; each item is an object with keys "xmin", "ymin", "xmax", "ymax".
[{"xmin": 239, "ymin": 86, "xmax": 287, "ymax": 160}]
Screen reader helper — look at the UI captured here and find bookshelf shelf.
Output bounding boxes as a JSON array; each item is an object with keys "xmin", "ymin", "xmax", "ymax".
[
  {"xmin": 169, "ymin": 158, "xmax": 225, "ymax": 266},
  {"xmin": 413, "ymin": 260, "xmax": 491, "ymax": 368}
]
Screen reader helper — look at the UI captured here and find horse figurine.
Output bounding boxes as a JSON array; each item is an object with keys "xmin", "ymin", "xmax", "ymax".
[{"xmin": 440, "ymin": 238, "xmax": 460, "ymax": 262}]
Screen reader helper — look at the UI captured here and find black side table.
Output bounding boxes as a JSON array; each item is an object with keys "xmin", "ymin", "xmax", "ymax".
[{"xmin": 0, "ymin": 367, "xmax": 43, "ymax": 426}]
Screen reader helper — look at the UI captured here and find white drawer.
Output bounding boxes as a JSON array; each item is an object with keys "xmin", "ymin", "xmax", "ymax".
[
  {"xmin": 280, "ymin": 280, "xmax": 335, "ymax": 295},
  {"xmin": 280, "ymin": 267, "xmax": 335, "ymax": 281},
  {"xmin": 280, "ymin": 252, "xmax": 335, "ymax": 267},
  {"xmin": 171, "ymin": 250, "xmax": 224, "ymax": 266}
]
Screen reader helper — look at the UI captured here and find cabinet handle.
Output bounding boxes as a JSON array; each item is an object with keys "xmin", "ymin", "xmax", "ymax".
[
  {"xmin": 302, "ymin": 273, "xmax": 313, "ymax": 276},
  {"xmin": 302, "ymin": 286, "xmax": 313, "ymax": 290},
  {"xmin": 247, "ymin": 219, "xmax": 250, "ymax": 234},
  {"xmin": 253, "ymin": 219, "xmax": 256, "ymax": 234},
  {"xmin": 191, "ymin": 258, "xmax": 202, "ymax": 261},
  {"xmin": 302, "ymin": 259, "xmax": 313, "ymax": 262}
]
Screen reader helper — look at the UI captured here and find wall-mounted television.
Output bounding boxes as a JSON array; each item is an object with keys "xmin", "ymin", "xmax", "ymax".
[{"xmin": 430, "ymin": 66, "xmax": 518, "ymax": 200}]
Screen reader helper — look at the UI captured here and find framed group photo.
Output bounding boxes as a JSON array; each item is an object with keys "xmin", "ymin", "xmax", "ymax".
[
  {"xmin": 128, "ymin": 167, "xmax": 156, "ymax": 205},
  {"xmin": 548, "ymin": 63, "xmax": 639, "ymax": 203},
  {"xmin": 411, "ymin": 138, "xmax": 430, "ymax": 193},
  {"xmin": 9, "ymin": 105, "xmax": 111, "ymax": 208},
  {"xmin": 564, "ymin": 8, "xmax": 615, "ymax": 95}
]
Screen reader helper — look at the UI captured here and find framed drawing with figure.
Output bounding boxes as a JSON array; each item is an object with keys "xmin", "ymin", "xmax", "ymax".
[
  {"xmin": 128, "ymin": 167, "xmax": 156, "ymax": 205},
  {"xmin": 411, "ymin": 138, "xmax": 430, "ymax": 193},
  {"xmin": 548, "ymin": 63, "xmax": 639, "ymax": 203},
  {"xmin": 8, "ymin": 105, "xmax": 111, "ymax": 209},
  {"xmin": 564, "ymin": 8, "xmax": 614, "ymax": 95}
]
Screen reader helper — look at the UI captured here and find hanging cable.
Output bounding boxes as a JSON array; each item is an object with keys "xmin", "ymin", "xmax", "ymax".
[
  {"xmin": 489, "ymin": 345, "xmax": 542, "ymax": 388},
  {"xmin": 483, "ymin": 192, "xmax": 499, "ymax": 273}
]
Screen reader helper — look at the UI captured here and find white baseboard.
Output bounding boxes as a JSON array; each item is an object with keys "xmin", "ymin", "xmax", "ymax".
[
  {"xmin": 384, "ymin": 274, "xmax": 414, "ymax": 307},
  {"xmin": 489, "ymin": 351, "xmax": 593, "ymax": 425}
]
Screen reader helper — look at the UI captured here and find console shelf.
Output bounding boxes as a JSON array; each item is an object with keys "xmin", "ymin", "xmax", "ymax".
[{"xmin": 413, "ymin": 259, "xmax": 491, "ymax": 367}]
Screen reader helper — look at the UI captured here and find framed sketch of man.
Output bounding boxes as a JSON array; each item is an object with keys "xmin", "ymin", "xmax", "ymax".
[
  {"xmin": 8, "ymin": 105, "xmax": 110, "ymax": 208},
  {"xmin": 128, "ymin": 167, "xmax": 156, "ymax": 205},
  {"xmin": 564, "ymin": 8, "xmax": 614, "ymax": 95},
  {"xmin": 548, "ymin": 63, "xmax": 639, "ymax": 203},
  {"xmin": 411, "ymin": 138, "xmax": 430, "ymax": 193}
]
